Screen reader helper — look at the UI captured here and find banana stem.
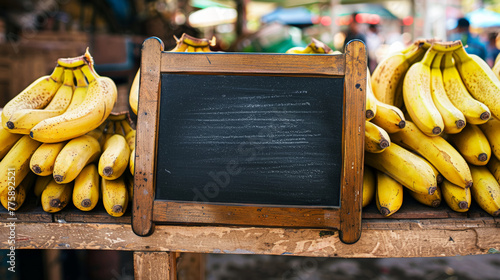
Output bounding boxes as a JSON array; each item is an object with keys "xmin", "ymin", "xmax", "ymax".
[
  {"xmin": 432, "ymin": 52, "xmax": 444, "ymax": 69},
  {"xmin": 443, "ymin": 53, "xmax": 455, "ymax": 68},
  {"xmin": 421, "ymin": 48, "xmax": 438, "ymax": 67},
  {"xmin": 452, "ymin": 46, "xmax": 471, "ymax": 63},
  {"xmin": 81, "ymin": 64, "xmax": 99, "ymax": 83},
  {"xmin": 50, "ymin": 66, "xmax": 65, "ymax": 83},
  {"xmin": 62, "ymin": 69, "xmax": 74, "ymax": 86},
  {"xmin": 73, "ymin": 68, "xmax": 88, "ymax": 87}
]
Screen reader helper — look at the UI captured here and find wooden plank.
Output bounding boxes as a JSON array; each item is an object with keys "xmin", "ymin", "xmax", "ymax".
[
  {"xmin": 53, "ymin": 202, "xmax": 131, "ymax": 224},
  {"xmin": 339, "ymin": 40, "xmax": 366, "ymax": 244},
  {"xmin": 0, "ymin": 197, "xmax": 52, "ymax": 223},
  {"xmin": 153, "ymin": 201, "xmax": 340, "ymax": 228},
  {"xmin": 160, "ymin": 52, "xmax": 345, "ymax": 76},
  {"xmin": 133, "ymin": 37, "xmax": 163, "ymax": 236},
  {"xmin": 177, "ymin": 253, "xmax": 205, "ymax": 280},
  {"xmin": 134, "ymin": 251, "xmax": 177, "ymax": 280},
  {"xmin": 2, "ymin": 220, "xmax": 498, "ymax": 258}
]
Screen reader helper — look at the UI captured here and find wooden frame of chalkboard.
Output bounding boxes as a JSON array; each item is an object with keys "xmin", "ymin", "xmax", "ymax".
[{"xmin": 132, "ymin": 37, "xmax": 366, "ymax": 244}]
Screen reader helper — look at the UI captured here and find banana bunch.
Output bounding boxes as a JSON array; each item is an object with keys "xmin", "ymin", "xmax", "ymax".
[
  {"xmin": 129, "ymin": 33, "xmax": 215, "ymax": 115},
  {"xmin": 285, "ymin": 38, "xmax": 338, "ymax": 54}
]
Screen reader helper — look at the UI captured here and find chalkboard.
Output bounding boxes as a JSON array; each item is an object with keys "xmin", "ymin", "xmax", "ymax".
[
  {"xmin": 156, "ymin": 74, "xmax": 343, "ymax": 206},
  {"xmin": 133, "ymin": 37, "xmax": 366, "ymax": 244}
]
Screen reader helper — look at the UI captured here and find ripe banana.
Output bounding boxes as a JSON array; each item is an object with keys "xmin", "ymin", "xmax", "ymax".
[
  {"xmin": 85, "ymin": 122, "xmax": 106, "ymax": 143},
  {"xmin": 390, "ymin": 121, "xmax": 472, "ymax": 188},
  {"xmin": 371, "ymin": 99, "xmax": 406, "ymax": 133},
  {"xmin": 403, "ymin": 47, "xmax": 444, "ymax": 136},
  {"xmin": 362, "ymin": 166, "xmax": 375, "ymax": 207},
  {"xmin": 102, "ymin": 176, "xmax": 128, "ymax": 217},
  {"xmin": 129, "ymin": 69, "xmax": 140, "ymax": 115},
  {"xmin": 285, "ymin": 46, "xmax": 311, "ymax": 54},
  {"xmin": 0, "ymin": 135, "xmax": 41, "ymax": 194},
  {"xmin": 57, "ymin": 51, "xmax": 89, "ymax": 68},
  {"xmin": 366, "ymin": 69, "xmax": 377, "ymax": 121},
  {"xmin": 447, "ymin": 124, "xmax": 490, "ymax": 166},
  {"xmin": 0, "ymin": 126, "xmax": 23, "ymax": 160},
  {"xmin": 106, "ymin": 114, "xmax": 127, "ymax": 121},
  {"xmin": 469, "ymin": 165, "xmax": 500, "ymax": 216},
  {"xmin": 0, "ymin": 172, "xmax": 35, "ymax": 211},
  {"xmin": 365, "ymin": 121, "xmax": 390, "ymax": 153},
  {"xmin": 371, "ymin": 41, "xmax": 428, "ymax": 107},
  {"xmin": 375, "ymin": 171, "xmax": 403, "ymax": 216},
  {"xmin": 409, "ymin": 185, "xmax": 442, "ymax": 208},
  {"xmin": 2, "ymin": 66, "xmax": 64, "ymax": 127},
  {"xmin": 479, "ymin": 118, "xmax": 500, "ymax": 160},
  {"xmin": 66, "ymin": 67, "xmax": 88, "ymax": 111},
  {"xmin": 308, "ymin": 38, "xmax": 334, "ymax": 54},
  {"xmin": 430, "ymin": 52, "xmax": 466, "ymax": 134},
  {"xmin": 52, "ymin": 135, "xmax": 101, "ymax": 184},
  {"xmin": 98, "ymin": 134, "xmax": 130, "ymax": 180},
  {"xmin": 365, "ymin": 143, "xmax": 437, "ymax": 195},
  {"xmin": 120, "ymin": 120, "xmax": 133, "ymax": 135},
  {"xmin": 442, "ymin": 52, "xmax": 491, "ymax": 125},
  {"xmin": 5, "ymin": 69, "xmax": 74, "ymax": 134},
  {"xmin": 73, "ymin": 164, "xmax": 100, "ymax": 211},
  {"xmin": 125, "ymin": 130, "xmax": 136, "ymax": 151},
  {"xmin": 441, "ymin": 179, "xmax": 471, "ymax": 212},
  {"xmin": 30, "ymin": 141, "xmax": 67, "ymax": 176},
  {"xmin": 41, "ymin": 179, "xmax": 72, "ymax": 213},
  {"xmin": 34, "ymin": 175, "xmax": 52, "ymax": 198},
  {"xmin": 129, "ymin": 148, "xmax": 135, "ymax": 175},
  {"xmin": 30, "ymin": 62, "xmax": 117, "ymax": 143},
  {"xmin": 487, "ymin": 155, "xmax": 500, "ymax": 182},
  {"xmin": 453, "ymin": 47, "xmax": 500, "ymax": 120}
]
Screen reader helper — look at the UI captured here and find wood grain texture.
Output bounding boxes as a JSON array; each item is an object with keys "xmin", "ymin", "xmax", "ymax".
[
  {"xmin": 160, "ymin": 52, "xmax": 345, "ymax": 76},
  {"xmin": 134, "ymin": 251, "xmax": 177, "ymax": 280},
  {"xmin": 153, "ymin": 201, "xmax": 340, "ymax": 228},
  {"xmin": 0, "ymin": 198, "xmax": 52, "ymax": 223},
  {"xmin": 177, "ymin": 253, "xmax": 205, "ymax": 280},
  {"xmin": 133, "ymin": 37, "xmax": 163, "ymax": 236},
  {"xmin": 2, "ymin": 219, "xmax": 498, "ymax": 258},
  {"xmin": 339, "ymin": 40, "xmax": 366, "ymax": 244}
]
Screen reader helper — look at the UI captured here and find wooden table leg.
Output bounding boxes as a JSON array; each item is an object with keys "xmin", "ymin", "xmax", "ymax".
[
  {"xmin": 134, "ymin": 251, "xmax": 177, "ymax": 280},
  {"xmin": 177, "ymin": 253, "xmax": 206, "ymax": 280}
]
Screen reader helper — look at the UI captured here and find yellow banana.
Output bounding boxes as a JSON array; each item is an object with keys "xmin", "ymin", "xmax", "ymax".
[
  {"xmin": 441, "ymin": 179, "xmax": 471, "ymax": 212},
  {"xmin": 5, "ymin": 69, "xmax": 73, "ymax": 134},
  {"xmin": 30, "ymin": 62, "xmax": 117, "ymax": 143},
  {"xmin": 129, "ymin": 69, "xmax": 140, "ymax": 115},
  {"xmin": 0, "ymin": 136, "xmax": 41, "ymax": 194},
  {"xmin": 366, "ymin": 69, "xmax": 377, "ymax": 121},
  {"xmin": 362, "ymin": 166, "xmax": 375, "ymax": 207},
  {"xmin": 41, "ymin": 179, "xmax": 72, "ymax": 213},
  {"xmin": 365, "ymin": 143, "xmax": 437, "ymax": 195},
  {"xmin": 113, "ymin": 120, "xmax": 125, "ymax": 137},
  {"xmin": 453, "ymin": 47, "xmax": 500, "ymax": 120},
  {"xmin": 52, "ymin": 135, "xmax": 101, "ymax": 184},
  {"xmin": 120, "ymin": 120, "xmax": 133, "ymax": 135},
  {"xmin": 57, "ymin": 52, "xmax": 89, "ymax": 68},
  {"xmin": 365, "ymin": 121, "xmax": 390, "ymax": 153},
  {"xmin": 409, "ymin": 185, "xmax": 442, "ymax": 208},
  {"xmin": 177, "ymin": 33, "xmax": 213, "ymax": 48},
  {"xmin": 66, "ymin": 67, "xmax": 88, "ymax": 111},
  {"xmin": 371, "ymin": 41, "xmax": 428, "ymax": 107},
  {"xmin": 0, "ymin": 126, "xmax": 23, "ymax": 160},
  {"xmin": 129, "ymin": 148, "xmax": 135, "ymax": 175},
  {"xmin": 72, "ymin": 164, "xmax": 100, "ymax": 211},
  {"xmin": 492, "ymin": 57, "xmax": 500, "ymax": 80},
  {"xmin": 85, "ymin": 122, "xmax": 106, "ymax": 143},
  {"xmin": 308, "ymin": 38, "xmax": 334, "ymax": 54},
  {"xmin": 102, "ymin": 176, "xmax": 128, "ymax": 217},
  {"xmin": 98, "ymin": 134, "xmax": 130, "ymax": 180},
  {"xmin": 375, "ymin": 171, "xmax": 403, "ymax": 216},
  {"xmin": 34, "ymin": 175, "xmax": 52, "ymax": 198},
  {"xmin": 487, "ymin": 155, "xmax": 500, "ymax": 183},
  {"xmin": 403, "ymin": 47, "xmax": 444, "ymax": 136},
  {"xmin": 285, "ymin": 46, "xmax": 308, "ymax": 54},
  {"xmin": 390, "ymin": 121, "xmax": 472, "ymax": 188},
  {"xmin": 442, "ymin": 52, "xmax": 491, "ymax": 125},
  {"xmin": 479, "ymin": 118, "xmax": 500, "ymax": 160},
  {"xmin": 125, "ymin": 129, "xmax": 136, "ymax": 151},
  {"xmin": 371, "ymin": 99, "xmax": 406, "ymax": 133},
  {"xmin": 0, "ymin": 172, "xmax": 35, "ymax": 211},
  {"xmin": 469, "ymin": 165, "xmax": 500, "ymax": 216},
  {"xmin": 106, "ymin": 114, "xmax": 127, "ymax": 121},
  {"xmin": 447, "ymin": 124, "xmax": 490, "ymax": 166},
  {"xmin": 2, "ymin": 66, "xmax": 64, "ymax": 126},
  {"xmin": 430, "ymin": 52, "xmax": 466, "ymax": 134},
  {"xmin": 30, "ymin": 141, "xmax": 67, "ymax": 176}
]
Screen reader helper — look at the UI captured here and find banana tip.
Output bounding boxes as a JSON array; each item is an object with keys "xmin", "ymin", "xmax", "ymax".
[
  {"xmin": 32, "ymin": 165, "xmax": 42, "ymax": 174},
  {"xmin": 54, "ymin": 175, "xmax": 64, "ymax": 183},
  {"xmin": 436, "ymin": 174, "xmax": 444, "ymax": 184},
  {"xmin": 379, "ymin": 140, "xmax": 390, "ymax": 149},
  {"xmin": 103, "ymin": 167, "xmax": 114, "ymax": 177},
  {"xmin": 366, "ymin": 110, "xmax": 375, "ymax": 119},
  {"xmin": 478, "ymin": 153, "xmax": 488, "ymax": 162},
  {"xmin": 456, "ymin": 120, "xmax": 466, "ymax": 129},
  {"xmin": 458, "ymin": 201, "xmax": 468, "ymax": 210},
  {"xmin": 112, "ymin": 205, "xmax": 124, "ymax": 214},
  {"xmin": 428, "ymin": 186, "xmax": 437, "ymax": 195},
  {"xmin": 379, "ymin": 207, "xmax": 391, "ymax": 217},
  {"xmin": 432, "ymin": 127, "xmax": 442, "ymax": 135},
  {"xmin": 398, "ymin": 120, "xmax": 406, "ymax": 129},
  {"xmin": 431, "ymin": 200, "xmax": 441, "ymax": 208},
  {"xmin": 465, "ymin": 181, "xmax": 473, "ymax": 189},
  {"xmin": 81, "ymin": 199, "xmax": 92, "ymax": 208},
  {"xmin": 480, "ymin": 112, "xmax": 491, "ymax": 121},
  {"xmin": 6, "ymin": 121, "xmax": 14, "ymax": 130},
  {"xmin": 50, "ymin": 199, "xmax": 62, "ymax": 208}
]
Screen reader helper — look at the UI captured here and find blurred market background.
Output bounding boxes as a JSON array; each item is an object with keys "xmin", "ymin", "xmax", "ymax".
[{"xmin": 1, "ymin": 0, "xmax": 500, "ymax": 279}]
